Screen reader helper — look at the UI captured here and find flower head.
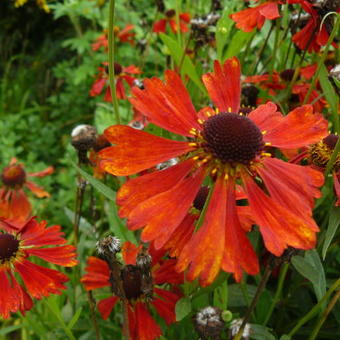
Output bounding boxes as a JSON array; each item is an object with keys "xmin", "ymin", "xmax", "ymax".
[
  {"xmin": 0, "ymin": 158, "xmax": 54, "ymax": 228},
  {"xmin": 81, "ymin": 242, "xmax": 182, "ymax": 340},
  {"xmin": 0, "ymin": 217, "xmax": 77, "ymax": 319},
  {"xmin": 99, "ymin": 57, "xmax": 327, "ymax": 286},
  {"xmin": 153, "ymin": 9, "xmax": 191, "ymax": 33}
]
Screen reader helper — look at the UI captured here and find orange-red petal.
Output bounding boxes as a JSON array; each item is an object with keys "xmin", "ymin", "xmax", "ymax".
[
  {"xmin": 177, "ymin": 176, "xmax": 227, "ymax": 286},
  {"xmin": 202, "ymin": 58, "xmax": 241, "ymax": 113},
  {"xmin": 81, "ymin": 257, "xmax": 110, "ymax": 291},
  {"xmin": 100, "ymin": 125, "xmax": 194, "ymax": 176},
  {"xmin": 117, "ymin": 159, "xmax": 196, "ymax": 218},
  {"xmin": 129, "ymin": 71, "xmax": 200, "ymax": 136},
  {"xmin": 27, "ymin": 166, "xmax": 54, "ymax": 177},
  {"xmin": 97, "ymin": 296, "xmax": 119, "ymax": 320},
  {"xmin": 248, "ymin": 102, "xmax": 283, "ymax": 131},
  {"xmin": 264, "ymin": 105, "xmax": 328, "ymax": 149},
  {"xmin": 25, "ymin": 181, "xmax": 50, "ymax": 198}
]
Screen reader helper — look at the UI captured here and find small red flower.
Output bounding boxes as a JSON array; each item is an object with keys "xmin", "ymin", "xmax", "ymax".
[
  {"xmin": 90, "ymin": 62, "xmax": 142, "ymax": 101},
  {"xmin": 153, "ymin": 9, "xmax": 191, "ymax": 33},
  {"xmin": 0, "ymin": 217, "xmax": 77, "ymax": 319},
  {"xmin": 99, "ymin": 57, "xmax": 327, "ymax": 286},
  {"xmin": 0, "ymin": 158, "xmax": 54, "ymax": 228},
  {"xmin": 81, "ymin": 242, "xmax": 182, "ymax": 340},
  {"xmin": 230, "ymin": 0, "xmax": 281, "ymax": 32}
]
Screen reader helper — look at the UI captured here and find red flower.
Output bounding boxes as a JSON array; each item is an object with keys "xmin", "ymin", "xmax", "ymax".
[
  {"xmin": 230, "ymin": 1, "xmax": 280, "ymax": 32},
  {"xmin": 90, "ymin": 62, "xmax": 142, "ymax": 101},
  {"xmin": 81, "ymin": 242, "xmax": 182, "ymax": 340},
  {"xmin": 153, "ymin": 9, "xmax": 191, "ymax": 34},
  {"xmin": 99, "ymin": 57, "xmax": 327, "ymax": 286},
  {"xmin": 0, "ymin": 217, "xmax": 77, "ymax": 319},
  {"xmin": 92, "ymin": 25, "xmax": 135, "ymax": 51},
  {"xmin": 0, "ymin": 158, "xmax": 54, "ymax": 229}
]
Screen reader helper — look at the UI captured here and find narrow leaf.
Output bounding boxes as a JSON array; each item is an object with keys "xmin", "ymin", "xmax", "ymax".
[{"xmin": 322, "ymin": 206, "xmax": 340, "ymax": 259}]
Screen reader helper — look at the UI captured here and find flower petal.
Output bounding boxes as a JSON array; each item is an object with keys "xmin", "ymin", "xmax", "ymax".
[
  {"xmin": 152, "ymin": 288, "xmax": 180, "ymax": 325},
  {"xmin": 97, "ymin": 296, "xmax": 119, "ymax": 320},
  {"xmin": 117, "ymin": 159, "xmax": 196, "ymax": 218},
  {"xmin": 129, "ymin": 71, "xmax": 200, "ymax": 136},
  {"xmin": 81, "ymin": 257, "xmax": 111, "ymax": 290},
  {"xmin": 202, "ymin": 58, "xmax": 241, "ymax": 113},
  {"xmin": 248, "ymin": 102, "xmax": 283, "ymax": 132},
  {"xmin": 177, "ymin": 176, "xmax": 227, "ymax": 286},
  {"xmin": 128, "ymin": 167, "xmax": 205, "ymax": 249},
  {"xmin": 100, "ymin": 125, "xmax": 193, "ymax": 176},
  {"xmin": 264, "ymin": 105, "xmax": 328, "ymax": 149},
  {"xmin": 27, "ymin": 166, "xmax": 54, "ymax": 177},
  {"xmin": 25, "ymin": 181, "xmax": 50, "ymax": 198}
]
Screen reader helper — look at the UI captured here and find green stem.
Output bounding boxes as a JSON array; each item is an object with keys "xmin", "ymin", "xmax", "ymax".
[
  {"xmin": 233, "ymin": 266, "xmax": 272, "ymax": 340},
  {"xmin": 270, "ymin": 18, "xmax": 281, "ymax": 74},
  {"xmin": 194, "ymin": 182, "xmax": 214, "ymax": 232},
  {"xmin": 175, "ymin": 0, "xmax": 183, "ymax": 48},
  {"xmin": 288, "ymin": 278, "xmax": 340, "ymax": 337},
  {"xmin": 108, "ymin": 0, "xmax": 121, "ymax": 124},
  {"xmin": 308, "ymin": 289, "xmax": 340, "ymax": 340},
  {"xmin": 303, "ymin": 15, "xmax": 339, "ymax": 105},
  {"xmin": 263, "ymin": 263, "xmax": 289, "ymax": 326}
]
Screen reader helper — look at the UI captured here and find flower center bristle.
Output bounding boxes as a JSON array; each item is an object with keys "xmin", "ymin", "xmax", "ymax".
[
  {"xmin": 0, "ymin": 234, "xmax": 19, "ymax": 263},
  {"xmin": 202, "ymin": 113, "xmax": 264, "ymax": 164},
  {"xmin": 1, "ymin": 164, "xmax": 26, "ymax": 188},
  {"xmin": 121, "ymin": 265, "xmax": 143, "ymax": 300}
]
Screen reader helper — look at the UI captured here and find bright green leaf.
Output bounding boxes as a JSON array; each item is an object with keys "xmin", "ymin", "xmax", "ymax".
[{"xmin": 175, "ymin": 297, "xmax": 192, "ymax": 321}]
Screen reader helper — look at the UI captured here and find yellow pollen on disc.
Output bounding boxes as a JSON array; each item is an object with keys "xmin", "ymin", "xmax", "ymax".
[
  {"xmin": 198, "ymin": 119, "xmax": 204, "ymax": 124},
  {"xmin": 206, "ymin": 111, "xmax": 212, "ymax": 117},
  {"xmin": 215, "ymin": 108, "xmax": 219, "ymax": 114},
  {"xmin": 228, "ymin": 107, "xmax": 232, "ymax": 113},
  {"xmin": 189, "ymin": 128, "xmax": 197, "ymax": 136},
  {"xmin": 261, "ymin": 152, "xmax": 272, "ymax": 157},
  {"xmin": 201, "ymin": 157, "xmax": 209, "ymax": 164},
  {"xmin": 193, "ymin": 156, "xmax": 200, "ymax": 161},
  {"xmin": 262, "ymin": 130, "xmax": 267, "ymax": 135},
  {"xmin": 211, "ymin": 168, "xmax": 218, "ymax": 175},
  {"xmin": 224, "ymin": 173, "xmax": 229, "ymax": 180},
  {"xmin": 188, "ymin": 142, "xmax": 197, "ymax": 147},
  {"xmin": 265, "ymin": 142, "xmax": 272, "ymax": 146}
]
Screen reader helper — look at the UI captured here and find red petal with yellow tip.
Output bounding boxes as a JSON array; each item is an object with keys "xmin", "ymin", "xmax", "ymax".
[
  {"xmin": 25, "ymin": 181, "xmax": 50, "ymax": 198},
  {"xmin": 117, "ymin": 159, "xmax": 196, "ymax": 218},
  {"xmin": 177, "ymin": 176, "xmax": 227, "ymax": 286},
  {"xmin": 202, "ymin": 58, "xmax": 241, "ymax": 113},
  {"xmin": 129, "ymin": 71, "xmax": 200, "ymax": 136},
  {"xmin": 242, "ymin": 172, "xmax": 318, "ymax": 256},
  {"xmin": 100, "ymin": 125, "xmax": 193, "ymax": 176},
  {"xmin": 128, "ymin": 167, "xmax": 205, "ymax": 249},
  {"xmin": 264, "ymin": 105, "xmax": 328, "ymax": 149}
]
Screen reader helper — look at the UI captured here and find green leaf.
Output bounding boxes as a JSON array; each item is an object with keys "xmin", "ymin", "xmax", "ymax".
[
  {"xmin": 0, "ymin": 325, "xmax": 22, "ymax": 336},
  {"xmin": 292, "ymin": 250, "xmax": 326, "ymax": 302},
  {"xmin": 68, "ymin": 307, "xmax": 83, "ymax": 330},
  {"xmin": 72, "ymin": 162, "xmax": 116, "ymax": 201},
  {"xmin": 322, "ymin": 206, "xmax": 340, "ymax": 259},
  {"xmin": 250, "ymin": 324, "xmax": 276, "ymax": 340},
  {"xmin": 175, "ymin": 297, "xmax": 192, "ymax": 321},
  {"xmin": 279, "ymin": 336, "xmax": 292, "ymax": 340},
  {"xmin": 224, "ymin": 30, "xmax": 255, "ymax": 60},
  {"xmin": 216, "ymin": 9, "xmax": 234, "ymax": 61},
  {"xmin": 159, "ymin": 34, "xmax": 205, "ymax": 93},
  {"xmin": 228, "ymin": 284, "xmax": 257, "ymax": 307}
]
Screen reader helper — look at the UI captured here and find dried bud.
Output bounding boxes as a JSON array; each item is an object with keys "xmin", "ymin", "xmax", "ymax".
[
  {"xmin": 96, "ymin": 235, "xmax": 121, "ymax": 256},
  {"xmin": 71, "ymin": 125, "xmax": 97, "ymax": 152},
  {"xmin": 229, "ymin": 319, "xmax": 251, "ymax": 340},
  {"xmin": 241, "ymin": 84, "xmax": 259, "ymax": 107},
  {"xmin": 195, "ymin": 306, "xmax": 225, "ymax": 339}
]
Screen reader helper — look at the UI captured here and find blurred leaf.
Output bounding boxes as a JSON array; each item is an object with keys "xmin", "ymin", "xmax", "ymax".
[
  {"xmin": 159, "ymin": 34, "xmax": 205, "ymax": 92},
  {"xmin": 322, "ymin": 206, "xmax": 340, "ymax": 259},
  {"xmin": 176, "ymin": 297, "xmax": 192, "ymax": 321},
  {"xmin": 216, "ymin": 9, "xmax": 234, "ymax": 61},
  {"xmin": 292, "ymin": 250, "xmax": 326, "ymax": 302},
  {"xmin": 224, "ymin": 30, "xmax": 255, "ymax": 60},
  {"xmin": 228, "ymin": 284, "xmax": 257, "ymax": 307},
  {"xmin": 72, "ymin": 162, "xmax": 116, "ymax": 201},
  {"xmin": 279, "ymin": 336, "xmax": 291, "ymax": 340},
  {"xmin": 68, "ymin": 307, "xmax": 83, "ymax": 330},
  {"xmin": 250, "ymin": 324, "xmax": 276, "ymax": 340},
  {"xmin": 0, "ymin": 325, "xmax": 22, "ymax": 335}
]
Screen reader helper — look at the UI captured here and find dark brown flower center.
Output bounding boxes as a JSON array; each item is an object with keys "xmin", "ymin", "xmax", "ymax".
[
  {"xmin": 165, "ymin": 9, "xmax": 176, "ymax": 18},
  {"xmin": 121, "ymin": 265, "xmax": 143, "ymax": 300},
  {"xmin": 114, "ymin": 62, "xmax": 123, "ymax": 75},
  {"xmin": 0, "ymin": 233, "xmax": 19, "ymax": 263},
  {"xmin": 202, "ymin": 113, "xmax": 264, "ymax": 164},
  {"xmin": 1, "ymin": 164, "xmax": 26, "ymax": 188}
]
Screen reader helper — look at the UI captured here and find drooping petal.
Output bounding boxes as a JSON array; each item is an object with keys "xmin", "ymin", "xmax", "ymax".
[
  {"xmin": 129, "ymin": 71, "xmax": 200, "ymax": 136},
  {"xmin": 25, "ymin": 181, "xmax": 50, "ymax": 198},
  {"xmin": 248, "ymin": 102, "xmax": 283, "ymax": 132},
  {"xmin": 177, "ymin": 176, "xmax": 227, "ymax": 286},
  {"xmin": 202, "ymin": 58, "xmax": 241, "ymax": 113},
  {"xmin": 117, "ymin": 159, "xmax": 196, "ymax": 218},
  {"xmin": 90, "ymin": 78, "xmax": 107, "ymax": 97},
  {"xmin": 242, "ymin": 172, "xmax": 318, "ymax": 256},
  {"xmin": 81, "ymin": 257, "xmax": 111, "ymax": 290},
  {"xmin": 15, "ymin": 260, "xmax": 69, "ymax": 299},
  {"xmin": 27, "ymin": 166, "xmax": 54, "ymax": 177},
  {"xmin": 128, "ymin": 167, "xmax": 205, "ymax": 249},
  {"xmin": 153, "ymin": 259, "xmax": 184, "ymax": 285},
  {"xmin": 26, "ymin": 245, "xmax": 78, "ymax": 267},
  {"xmin": 258, "ymin": 157, "xmax": 323, "ymax": 218},
  {"xmin": 221, "ymin": 179, "xmax": 259, "ymax": 282},
  {"xmin": 152, "ymin": 288, "xmax": 180, "ymax": 325},
  {"xmin": 97, "ymin": 296, "xmax": 119, "ymax": 320},
  {"xmin": 100, "ymin": 125, "xmax": 194, "ymax": 176},
  {"xmin": 153, "ymin": 19, "xmax": 167, "ymax": 33},
  {"xmin": 264, "ymin": 105, "xmax": 328, "ymax": 149}
]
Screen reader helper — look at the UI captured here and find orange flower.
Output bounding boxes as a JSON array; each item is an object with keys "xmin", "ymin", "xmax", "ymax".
[
  {"xmin": 0, "ymin": 158, "xmax": 54, "ymax": 229},
  {"xmin": 81, "ymin": 242, "xmax": 182, "ymax": 340},
  {"xmin": 230, "ymin": 1, "xmax": 280, "ymax": 32},
  {"xmin": 0, "ymin": 217, "xmax": 77, "ymax": 319},
  {"xmin": 99, "ymin": 57, "xmax": 327, "ymax": 286},
  {"xmin": 153, "ymin": 9, "xmax": 191, "ymax": 34},
  {"xmin": 90, "ymin": 62, "xmax": 142, "ymax": 101}
]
